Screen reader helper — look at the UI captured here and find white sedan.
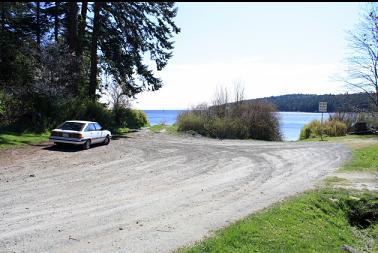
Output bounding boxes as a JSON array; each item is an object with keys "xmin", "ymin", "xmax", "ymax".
[{"xmin": 49, "ymin": 120, "xmax": 112, "ymax": 149}]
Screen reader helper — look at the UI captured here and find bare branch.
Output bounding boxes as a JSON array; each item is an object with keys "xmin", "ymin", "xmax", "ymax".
[{"xmin": 344, "ymin": 3, "xmax": 378, "ymax": 109}]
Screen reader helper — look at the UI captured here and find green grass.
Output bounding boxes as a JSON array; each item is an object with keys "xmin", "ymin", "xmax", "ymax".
[
  {"xmin": 301, "ymin": 134, "xmax": 378, "ymax": 142},
  {"xmin": 178, "ymin": 189, "xmax": 378, "ymax": 253},
  {"xmin": 323, "ymin": 176, "xmax": 349, "ymax": 187},
  {"xmin": 0, "ymin": 131, "xmax": 50, "ymax": 149},
  {"xmin": 341, "ymin": 144, "xmax": 378, "ymax": 172},
  {"xmin": 149, "ymin": 123, "xmax": 178, "ymax": 134}
]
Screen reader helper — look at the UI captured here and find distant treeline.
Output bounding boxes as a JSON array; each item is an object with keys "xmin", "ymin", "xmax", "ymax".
[{"xmin": 245, "ymin": 93, "xmax": 374, "ymax": 113}]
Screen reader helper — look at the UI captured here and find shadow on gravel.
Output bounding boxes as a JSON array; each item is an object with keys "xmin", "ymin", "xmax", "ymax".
[
  {"xmin": 112, "ymin": 135, "xmax": 131, "ymax": 140},
  {"xmin": 43, "ymin": 143, "xmax": 104, "ymax": 152},
  {"xmin": 127, "ymin": 129, "xmax": 139, "ymax": 133},
  {"xmin": 28, "ymin": 142, "xmax": 51, "ymax": 147}
]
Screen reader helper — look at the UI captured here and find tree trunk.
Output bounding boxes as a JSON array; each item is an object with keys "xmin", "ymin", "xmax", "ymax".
[
  {"xmin": 36, "ymin": 2, "xmax": 40, "ymax": 50},
  {"xmin": 1, "ymin": 2, "xmax": 5, "ymax": 32},
  {"xmin": 0, "ymin": 2, "xmax": 5, "ymax": 66},
  {"xmin": 54, "ymin": 1, "xmax": 59, "ymax": 42},
  {"xmin": 77, "ymin": 1, "xmax": 87, "ymax": 56},
  {"xmin": 376, "ymin": 87, "xmax": 378, "ymax": 111},
  {"xmin": 66, "ymin": 2, "xmax": 79, "ymax": 95},
  {"xmin": 89, "ymin": 2, "xmax": 101, "ymax": 100},
  {"xmin": 67, "ymin": 2, "xmax": 78, "ymax": 53}
]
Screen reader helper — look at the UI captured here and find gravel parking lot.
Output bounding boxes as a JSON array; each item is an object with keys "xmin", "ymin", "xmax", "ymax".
[{"xmin": 0, "ymin": 130, "xmax": 350, "ymax": 253}]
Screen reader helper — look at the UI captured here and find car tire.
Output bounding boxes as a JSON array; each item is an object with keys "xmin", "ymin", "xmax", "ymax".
[
  {"xmin": 83, "ymin": 140, "xmax": 91, "ymax": 150},
  {"xmin": 103, "ymin": 135, "xmax": 110, "ymax": 145}
]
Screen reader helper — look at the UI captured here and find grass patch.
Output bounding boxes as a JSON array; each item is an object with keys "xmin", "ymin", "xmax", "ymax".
[
  {"xmin": 323, "ymin": 176, "xmax": 349, "ymax": 187},
  {"xmin": 299, "ymin": 119, "xmax": 347, "ymax": 140},
  {"xmin": 113, "ymin": 127, "xmax": 129, "ymax": 135},
  {"xmin": 149, "ymin": 124, "xmax": 178, "ymax": 134},
  {"xmin": 178, "ymin": 189, "xmax": 378, "ymax": 253},
  {"xmin": 301, "ymin": 134, "xmax": 378, "ymax": 142},
  {"xmin": 341, "ymin": 144, "xmax": 378, "ymax": 172},
  {"xmin": 0, "ymin": 132, "xmax": 50, "ymax": 149}
]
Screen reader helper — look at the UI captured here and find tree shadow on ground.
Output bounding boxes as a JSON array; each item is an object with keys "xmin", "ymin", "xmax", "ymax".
[
  {"xmin": 127, "ymin": 129, "xmax": 139, "ymax": 133},
  {"xmin": 111, "ymin": 135, "xmax": 131, "ymax": 140},
  {"xmin": 43, "ymin": 143, "xmax": 105, "ymax": 152},
  {"xmin": 27, "ymin": 142, "xmax": 51, "ymax": 147}
]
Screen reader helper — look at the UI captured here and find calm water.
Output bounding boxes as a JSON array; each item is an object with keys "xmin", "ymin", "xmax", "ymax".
[
  {"xmin": 278, "ymin": 112, "xmax": 329, "ymax": 141},
  {"xmin": 143, "ymin": 110, "xmax": 329, "ymax": 141}
]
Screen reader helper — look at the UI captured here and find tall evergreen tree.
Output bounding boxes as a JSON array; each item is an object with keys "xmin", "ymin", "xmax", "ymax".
[
  {"xmin": 88, "ymin": 2, "xmax": 180, "ymax": 99},
  {"xmin": 89, "ymin": 2, "xmax": 101, "ymax": 100},
  {"xmin": 0, "ymin": 2, "xmax": 181, "ymax": 130},
  {"xmin": 66, "ymin": 2, "xmax": 78, "ymax": 53},
  {"xmin": 77, "ymin": 1, "xmax": 87, "ymax": 56}
]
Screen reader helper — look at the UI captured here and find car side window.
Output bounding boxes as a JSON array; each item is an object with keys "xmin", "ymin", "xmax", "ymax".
[
  {"xmin": 85, "ymin": 124, "xmax": 96, "ymax": 132},
  {"xmin": 94, "ymin": 123, "xmax": 102, "ymax": 131},
  {"xmin": 90, "ymin": 123, "xmax": 96, "ymax": 131}
]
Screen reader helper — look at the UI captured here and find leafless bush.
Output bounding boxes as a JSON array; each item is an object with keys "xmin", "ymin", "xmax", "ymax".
[
  {"xmin": 106, "ymin": 82, "xmax": 132, "ymax": 110},
  {"xmin": 177, "ymin": 83, "xmax": 281, "ymax": 141},
  {"xmin": 329, "ymin": 111, "xmax": 378, "ymax": 130},
  {"xmin": 33, "ymin": 42, "xmax": 80, "ymax": 101}
]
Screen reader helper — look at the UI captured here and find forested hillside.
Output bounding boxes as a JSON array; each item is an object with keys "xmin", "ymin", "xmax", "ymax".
[{"xmin": 247, "ymin": 93, "xmax": 374, "ymax": 112}]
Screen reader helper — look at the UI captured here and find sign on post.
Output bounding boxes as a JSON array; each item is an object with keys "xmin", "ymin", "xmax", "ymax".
[
  {"xmin": 319, "ymin": 102, "xmax": 327, "ymax": 141},
  {"xmin": 319, "ymin": 102, "xmax": 327, "ymax": 112}
]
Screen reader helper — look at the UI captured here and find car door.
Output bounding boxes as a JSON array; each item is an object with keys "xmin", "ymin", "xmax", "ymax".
[
  {"xmin": 89, "ymin": 123, "xmax": 101, "ymax": 143},
  {"xmin": 84, "ymin": 123, "xmax": 97, "ymax": 143},
  {"xmin": 94, "ymin": 122, "xmax": 105, "ymax": 142}
]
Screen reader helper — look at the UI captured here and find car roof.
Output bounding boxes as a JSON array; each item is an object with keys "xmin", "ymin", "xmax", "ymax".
[{"xmin": 65, "ymin": 120, "xmax": 97, "ymax": 124}]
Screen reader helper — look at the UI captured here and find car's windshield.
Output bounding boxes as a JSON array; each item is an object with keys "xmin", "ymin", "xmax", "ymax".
[{"xmin": 57, "ymin": 122, "xmax": 85, "ymax": 131}]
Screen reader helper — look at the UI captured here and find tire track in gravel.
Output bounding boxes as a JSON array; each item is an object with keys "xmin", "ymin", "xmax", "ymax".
[{"xmin": 0, "ymin": 130, "xmax": 350, "ymax": 253}]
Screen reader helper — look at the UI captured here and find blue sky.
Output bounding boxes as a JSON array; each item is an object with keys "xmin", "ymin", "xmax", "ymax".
[{"xmin": 131, "ymin": 2, "xmax": 364, "ymax": 110}]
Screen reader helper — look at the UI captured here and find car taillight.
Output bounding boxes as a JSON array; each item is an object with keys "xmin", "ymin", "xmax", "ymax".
[{"xmin": 70, "ymin": 133, "xmax": 83, "ymax": 139}]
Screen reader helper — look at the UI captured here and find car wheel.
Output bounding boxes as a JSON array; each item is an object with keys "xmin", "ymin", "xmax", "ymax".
[
  {"xmin": 83, "ymin": 140, "xmax": 91, "ymax": 150},
  {"xmin": 103, "ymin": 135, "xmax": 110, "ymax": 145}
]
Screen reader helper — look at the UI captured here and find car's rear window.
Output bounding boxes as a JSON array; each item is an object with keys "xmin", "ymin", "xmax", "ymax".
[{"xmin": 57, "ymin": 122, "xmax": 85, "ymax": 131}]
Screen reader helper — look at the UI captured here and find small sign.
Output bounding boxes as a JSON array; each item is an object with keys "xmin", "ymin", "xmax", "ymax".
[{"xmin": 319, "ymin": 102, "xmax": 327, "ymax": 112}]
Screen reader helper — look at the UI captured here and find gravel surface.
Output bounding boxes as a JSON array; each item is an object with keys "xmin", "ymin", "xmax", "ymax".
[{"xmin": 0, "ymin": 130, "xmax": 350, "ymax": 253}]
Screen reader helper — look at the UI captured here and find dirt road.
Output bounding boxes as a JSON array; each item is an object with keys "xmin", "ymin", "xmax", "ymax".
[{"xmin": 0, "ymin": 130, "xmax": 350, "ymax": 253}]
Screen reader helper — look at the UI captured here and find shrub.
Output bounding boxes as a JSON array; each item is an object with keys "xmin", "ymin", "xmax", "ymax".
[
  {"xmin": 61, "ymin": 99, "xmax": 114, "ymax": 130},
  {"xmin": 242, "ymin": 102, "xmax": 281, "ymax": 141},
  {"xmin": 113, "ymin": 107, "xmax": 149, "ymax": 129},
  {"xmin": 0, "ymin": 90, "xmax": 150, "ymax": 133},
  {"xmin": 177, "ymin": 100, "xmax": 282, "ymax": 141},
  {"xmin": 300, "ymin": 120, "xmax": 321, "ymax": 140},
  {"xmin": 300, "ymin": 119, "xmax": 347, "ymax": 139},
  {"xmin": 330, "ymin": 112, "xmax": 378, "ymax": 132},
  {"xmin": 324, "ymin": 120, "xmax": 347, "ymax": 137},
  {"xmin": 177, "ymin": 112, "xmax": 209, "ymax": 136},
  {"xmin": 126, "ymin": 109, "xmax": 149, "ymax": 129}
]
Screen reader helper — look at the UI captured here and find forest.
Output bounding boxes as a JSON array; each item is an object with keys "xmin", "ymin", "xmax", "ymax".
[
  {"xmin": 248, "ymin": 93, "xmax": 374, "ymax": 113},
  {"xmin": 0, "ymin": 2, "xmax": 180, "ymax": 132}
]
